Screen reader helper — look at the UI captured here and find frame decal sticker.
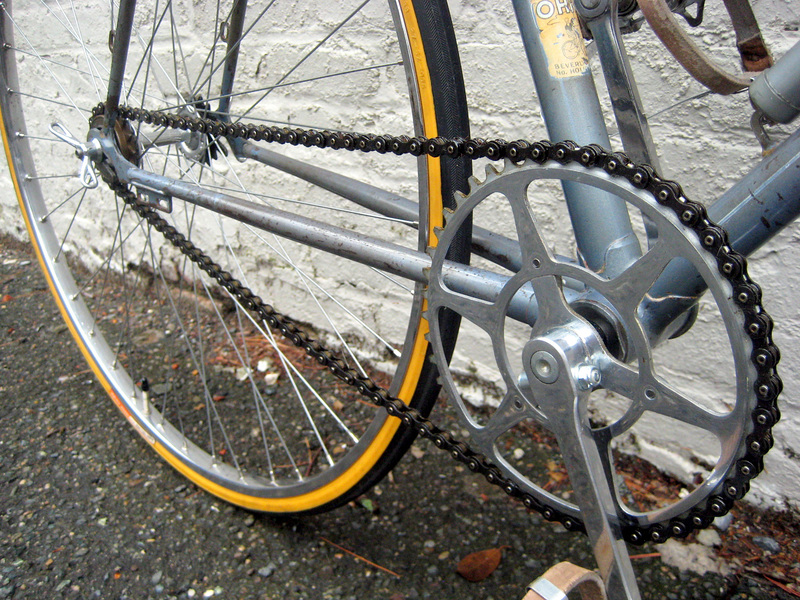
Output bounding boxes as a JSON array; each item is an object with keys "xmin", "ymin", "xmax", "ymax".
[{"xmin": 532, "ymin": 0, "xmax": 590, "ymax": 78}]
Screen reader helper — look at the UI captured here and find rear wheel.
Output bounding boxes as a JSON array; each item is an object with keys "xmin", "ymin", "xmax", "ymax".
[{"xmin": 0, "ymin": 0, "xmax": 469, "ymax": 512}]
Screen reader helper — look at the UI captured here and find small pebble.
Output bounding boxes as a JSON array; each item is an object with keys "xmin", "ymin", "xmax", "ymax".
[
  {"xmin": 150, "ymin": 383, "xmax": 171, "ymax": 395},
  {"xmin": 752, "ymin": 536, "xmax": 780, "ymax": 553},
  {"xmin": 257, "ymin": 563, "xmax": 276, "ymax": 578},
  {"xmin": 696, "ymin": 529, "xmax": 722, "ymax": 547},
  {"xmin": 713, "ymin": 513, "xmax": 733, "ymax": 531}
]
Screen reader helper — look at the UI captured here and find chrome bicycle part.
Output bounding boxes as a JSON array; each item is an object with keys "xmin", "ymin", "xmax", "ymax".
[
  {"xmin": 521, "ymin": 316, "xmax": 642, "ymax": 599},
  {"xmin": 425, "ymin": 157, "xmax": 770, "ymax": 539},
  {"xmin": 48, "ymin": 123, "xmax": 101, "ymax": 189}
]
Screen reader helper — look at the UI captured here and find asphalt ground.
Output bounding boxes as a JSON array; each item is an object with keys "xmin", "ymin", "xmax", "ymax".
[{"xmin": 1, "ymin": 234, "xmax": 796, "ymax": 600}]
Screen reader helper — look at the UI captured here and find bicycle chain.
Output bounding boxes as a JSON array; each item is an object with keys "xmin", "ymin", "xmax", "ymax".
[{"xmin": 96, "ymin": 103, "xmax": 782, "ymax": 545}]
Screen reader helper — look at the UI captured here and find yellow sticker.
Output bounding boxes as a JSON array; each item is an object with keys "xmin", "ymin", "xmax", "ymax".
[{"xmin": 532, "ymin": 0, "xmax": 589, "ymax": 79}]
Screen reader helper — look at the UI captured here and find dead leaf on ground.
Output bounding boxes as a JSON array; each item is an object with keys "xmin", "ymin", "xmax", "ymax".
[
  {"xmin": 456, "ymin": 546, "xmax": 510, "ymax": 582},
  {"xmin": 546, "ymin": 459, "xmax": 567, "ymax": 483}
]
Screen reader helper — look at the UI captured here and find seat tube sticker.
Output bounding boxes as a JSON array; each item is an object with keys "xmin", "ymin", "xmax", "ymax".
[{"xmin": 531, "ymin": 0, "xmax": 590, "ymax": 78}]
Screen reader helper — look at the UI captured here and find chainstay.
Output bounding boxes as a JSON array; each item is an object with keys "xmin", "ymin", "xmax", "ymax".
[{"xmin": 101, "ymin": 103, "xmax": 782, "ymax": 545}]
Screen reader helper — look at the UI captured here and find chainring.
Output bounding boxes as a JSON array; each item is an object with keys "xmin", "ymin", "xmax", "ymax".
[{"xmin": 426, "ymin": 157, "xmax": 779, "ymax": 543}]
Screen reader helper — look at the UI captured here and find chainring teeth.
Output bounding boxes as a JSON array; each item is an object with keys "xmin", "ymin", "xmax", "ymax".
[{"xmin": 466, "ymin": 174, "xmax": 482, "ymax": 194}]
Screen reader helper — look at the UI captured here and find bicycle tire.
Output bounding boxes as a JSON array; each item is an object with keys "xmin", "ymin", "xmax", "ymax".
[{"xmin": 0, "ymin": 0, "xmax": 469, "ymax": 513}]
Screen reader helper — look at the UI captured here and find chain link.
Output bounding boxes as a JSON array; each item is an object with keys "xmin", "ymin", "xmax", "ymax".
[{"xmin": 96, "ymin": 103, "xmax": 782, "ymax": 545}]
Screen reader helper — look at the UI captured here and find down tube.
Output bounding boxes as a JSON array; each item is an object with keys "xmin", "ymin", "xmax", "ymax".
[
  {"xmin": 512, "ymin": 0, "xmax": 641, "ymax": 277},
  {"xmin": 640, "ymin": 128, "xmax": 800, "ymax": 342}
]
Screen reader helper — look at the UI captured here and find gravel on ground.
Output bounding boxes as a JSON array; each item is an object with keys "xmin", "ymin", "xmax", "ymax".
[{"xmin": 2, "ymin": 235, "xmax": 798, "ymax": 600}]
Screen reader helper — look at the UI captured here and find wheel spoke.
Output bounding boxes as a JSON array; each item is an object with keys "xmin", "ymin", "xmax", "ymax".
[
  {"xmin": 194, "ymin": 275, "xmax": 301, "ymax": 482},
  {"xmin": 213, "ymin": 142, "xmax": 404, "ymax": 363},
  {"xmin": 68, "ymin": 0, "xmax": 103, "ymax": 102},
  {"xmin": 188, "ymin": 0, "xmax": 278, "ymax": 109},
  {"xmin": 168, "ymin": 62, "xmax": 404, "ymax": 114},
  {"xmin": 244, "ymin": 225, "xmax": 401, "ymax": 363},
  {"xmin": 5, "ymin": 0, "xmax": 467, "ymax": 508},
  {"xmin": 237, "ymin": 0, "xmax": 372, "ymax": 122},
  {"xmin": 126, "ymin": 0, "xmax": 170, "ymax": 106}
]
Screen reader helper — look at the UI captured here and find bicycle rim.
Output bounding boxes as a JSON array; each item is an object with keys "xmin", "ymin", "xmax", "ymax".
[{"xmin": 0, "ymin": 0, "xmax": 469, "ymax": 512}]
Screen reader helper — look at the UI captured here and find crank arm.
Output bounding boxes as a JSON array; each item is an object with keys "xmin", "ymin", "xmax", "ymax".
[{"xmin": 522, "ymin": 317, "xmax": 642, "ymax": 600}]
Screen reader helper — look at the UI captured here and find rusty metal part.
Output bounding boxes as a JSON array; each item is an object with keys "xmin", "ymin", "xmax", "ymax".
[
  {"xmin": 638, "ymin": 0, "xmax": 771, "ymax": 94},
  {"xmin": 738, "ymin": 36, "xmax": 772, "ymax": 73},
  {"xmin": 722, "ymin": 0, "xmax": 773, "ymax": 72},
  {"xmin": 114, "ymin": 117, "xmax": 140, "ymax": 165}
]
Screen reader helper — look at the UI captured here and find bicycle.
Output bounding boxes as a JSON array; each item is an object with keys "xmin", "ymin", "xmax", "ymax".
[{"xmin": 0, "ymin": 1, "xmax": 797, "ymax": 598}]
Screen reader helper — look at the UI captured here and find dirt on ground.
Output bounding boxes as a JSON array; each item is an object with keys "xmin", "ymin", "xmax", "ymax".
[{"xmin": 2, "ymin": 235, "xmax": 799, "ymax": 600}]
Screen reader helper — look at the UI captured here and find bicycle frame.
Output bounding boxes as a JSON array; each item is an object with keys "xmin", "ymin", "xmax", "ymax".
[{"xmin": 99, "ymin": 1, "xmax": 800, "ymax": 597}]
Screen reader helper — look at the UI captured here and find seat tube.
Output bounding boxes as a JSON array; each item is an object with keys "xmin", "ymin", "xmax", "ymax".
[
  {"xmin": 218, "ymin": 0, "xmax": 248, "ymax": 117},
  {"xmin": 512, "ymin": 0, "xmax": 641, "ymax": 276},
  {"xmin": 106, "ymin": 0, "xmax": 137, "ymax": 114}
]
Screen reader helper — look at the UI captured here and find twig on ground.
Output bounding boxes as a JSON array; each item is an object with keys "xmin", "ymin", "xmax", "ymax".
[
  {"xmin": 319, "ymin": 536, "xmax": 401, "ymax": 579},
  {"xmin": 762, "ymin": 575, "xmax": 800, "ymax": 598}
]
